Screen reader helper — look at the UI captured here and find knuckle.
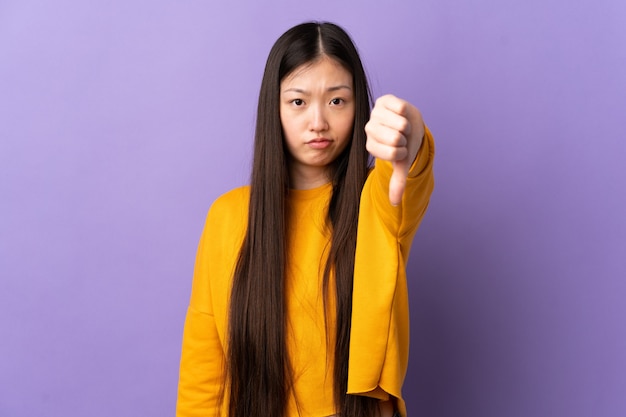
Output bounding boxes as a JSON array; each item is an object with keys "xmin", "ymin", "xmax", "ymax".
[
  {"xmin": 389, "ymin": 146, "xmax": 408, "ymax": 161},
  {"xmin": 398, "ymin": 118, "xmax": 410, "ymax": 134},
  {"xmin": 397, "ymin": 99, "xmax": 409, "ymax": 113},
  {"xmin": 391, "ymin": 131, "xmax": 406, "ymax": 146}
]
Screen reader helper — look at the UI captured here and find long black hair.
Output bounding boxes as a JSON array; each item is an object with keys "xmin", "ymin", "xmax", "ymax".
[{"xmin": 227, "ymin": 21, "xmax": 377, "ymax": 417}]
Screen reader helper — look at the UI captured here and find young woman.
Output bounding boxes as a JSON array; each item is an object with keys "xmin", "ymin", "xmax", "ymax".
[{"xmin": 177, "ymin": 22, "xmax": 435, "ymax": 417}]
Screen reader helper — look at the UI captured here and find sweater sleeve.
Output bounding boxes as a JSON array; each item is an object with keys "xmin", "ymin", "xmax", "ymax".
[
  {"xmin": 368, "ymin": 125, "xmax": 435, "ymax": 243},
  {"xmin": 176, "ymin": 187, "xmax": 248, "ymax": 416},
  {"xmin": 176, "ymin": 211, "xmax": 226, "ymax": 417},
  {"xmin": 347, "ymin": 126, "xmax": 434, "ymax": 416}
]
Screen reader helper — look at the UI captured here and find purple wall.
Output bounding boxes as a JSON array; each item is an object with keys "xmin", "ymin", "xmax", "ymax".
[{"xmin": 1, "ymin": 1, "xmax": 624, "ymax": 416}]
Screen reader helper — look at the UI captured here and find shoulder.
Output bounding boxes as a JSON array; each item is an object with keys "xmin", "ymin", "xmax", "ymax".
[
  {"xmin": 206, "ymin": 185, "xmax": 250, "ymax": 229},
  {"xmin": 210, "ymin": 185, "xmax": 249, "ymax": 210}
]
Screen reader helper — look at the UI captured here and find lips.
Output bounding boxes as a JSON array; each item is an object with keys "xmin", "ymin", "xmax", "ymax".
[{"xmin": 306, "ymin": 138, "xmax": 333, "ymax": 149}]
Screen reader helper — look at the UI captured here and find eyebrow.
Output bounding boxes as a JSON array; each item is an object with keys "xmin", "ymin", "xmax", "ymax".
[{"xmin": 282, "ymin": 85, "xmax": 353, "ymax": 94}]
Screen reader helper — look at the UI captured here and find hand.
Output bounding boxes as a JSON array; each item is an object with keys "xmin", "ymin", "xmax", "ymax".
[{"xmin": 365, "ymin": 94, "xmax": 425, "ymax": 206}]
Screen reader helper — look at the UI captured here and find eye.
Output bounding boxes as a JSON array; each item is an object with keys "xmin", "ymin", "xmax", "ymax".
[
  {"xmin": 291, "ymin": 99, "xmax": 304, "ymax": 106},
  {"xmin": 330, "ymin": 98, "xmax": 344, "ymax": 106}
]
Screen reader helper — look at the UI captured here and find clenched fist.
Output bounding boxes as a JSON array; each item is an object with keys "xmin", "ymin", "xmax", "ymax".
[{"xmin": 365, "ymin": 94, "xmax": 425, "ymax": 206}]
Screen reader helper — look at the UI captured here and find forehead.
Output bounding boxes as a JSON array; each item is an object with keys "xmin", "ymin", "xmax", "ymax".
[{"xmin": 281, "ymin": 57, "xmax": 352, "ymax": 88}]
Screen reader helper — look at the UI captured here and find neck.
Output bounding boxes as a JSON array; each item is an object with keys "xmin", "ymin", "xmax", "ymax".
[{"xmin": 288, "ymin": 165, "xmax": 331, "ymax": 190}]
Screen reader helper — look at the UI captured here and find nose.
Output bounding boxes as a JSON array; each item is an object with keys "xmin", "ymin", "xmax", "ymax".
[{"xmin": 308, "ymin": 103, "xmax": 329, "ymax": 132}]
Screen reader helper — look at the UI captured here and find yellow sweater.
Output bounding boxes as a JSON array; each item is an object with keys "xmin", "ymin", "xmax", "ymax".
[{"xmin": 177, "ymin": 128, "xmax": 434, "ymax": 417}]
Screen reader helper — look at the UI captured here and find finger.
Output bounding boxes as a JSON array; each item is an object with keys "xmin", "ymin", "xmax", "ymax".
[
  {"xmin": 366, "ymin": 137, "xmax": 408, "ymax": 161},
  {"xmin": 376, "ymin": 94, "xmax": 412, "ymax": 119},
  {"xmin": 389, "ymin": 158, "xmax": 409, "ymax": 206},
  {"xmin": 365, "ymin": 122, "xmax": 408, "ymax": 148},
  {"xmin": 370, "ymin": 105, "xmax": 412, "ymax": 137}
]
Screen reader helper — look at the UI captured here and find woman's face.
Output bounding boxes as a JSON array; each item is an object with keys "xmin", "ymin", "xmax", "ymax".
[{"xmin": 280, "ymin": 56, "xmax": 355, "ymax": 189}]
